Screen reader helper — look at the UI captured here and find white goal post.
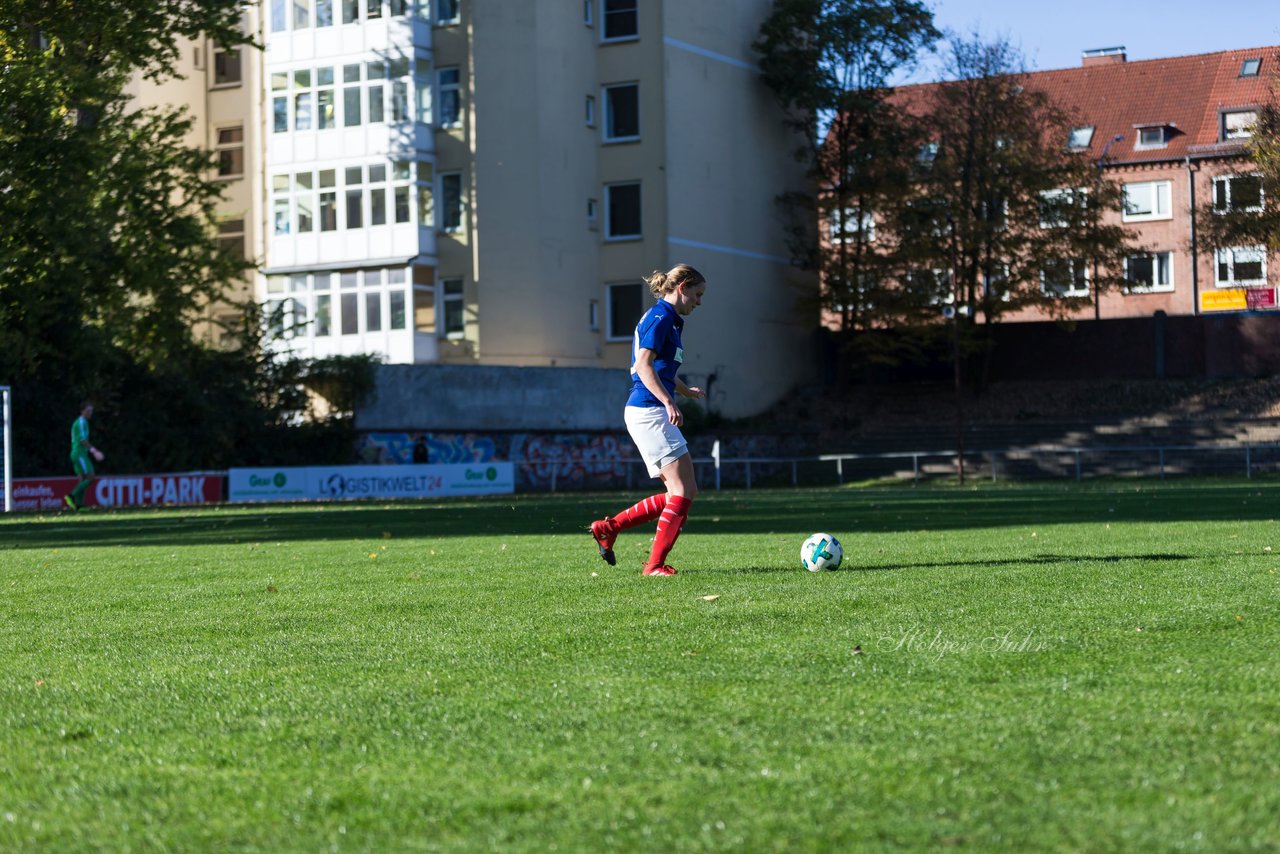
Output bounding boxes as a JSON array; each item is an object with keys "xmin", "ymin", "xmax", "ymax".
[{"xmin": 1, "ymin": 385, "xmax": 11, "ymax": 513}]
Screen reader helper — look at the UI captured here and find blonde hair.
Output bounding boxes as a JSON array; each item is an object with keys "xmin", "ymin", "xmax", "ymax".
[{"xmin": 643, "ymin": 263, "xmax": 705, "ymax": 298}]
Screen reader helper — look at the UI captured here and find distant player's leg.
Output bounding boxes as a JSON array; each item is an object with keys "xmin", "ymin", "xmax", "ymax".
[
  {"xmin": 591, "ymin": 494, "xmax": 667, "ymax": 565},
  {"xmin": 643, "ymin": 454, "xmax": 696, "ymax": 577},
  {"xmin": 69, "ymin": 456, "xmax": 94, "ymax": 509}
]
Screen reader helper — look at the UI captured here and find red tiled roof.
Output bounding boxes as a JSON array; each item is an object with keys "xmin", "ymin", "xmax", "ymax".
[{"xmin": 887, "ymin": 46, "xmax": 1280, "ymax": 165}]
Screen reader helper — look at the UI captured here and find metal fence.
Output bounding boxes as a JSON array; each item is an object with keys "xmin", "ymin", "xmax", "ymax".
[{"xmin": 522, "ymin": 441, "xmax": 1280, "ymax": 492}]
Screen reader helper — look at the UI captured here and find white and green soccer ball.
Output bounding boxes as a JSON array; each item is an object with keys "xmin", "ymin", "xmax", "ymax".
[{"xmin": 800, "ymin": 533, "xmax": 843, "ymax": 572}]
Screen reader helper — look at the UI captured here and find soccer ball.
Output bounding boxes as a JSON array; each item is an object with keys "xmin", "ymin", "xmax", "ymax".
[{"xmin": 800, "ymin": 533, "xmax": 843, "ymax": 572}]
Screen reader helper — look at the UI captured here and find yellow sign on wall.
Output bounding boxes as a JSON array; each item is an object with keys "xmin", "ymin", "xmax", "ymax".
[{"xmin": 1200, "ymin": 290, "xmax": 1248, "ymax": 312}]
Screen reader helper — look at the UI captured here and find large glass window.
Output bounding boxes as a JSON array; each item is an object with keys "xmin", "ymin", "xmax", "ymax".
[
  {"xmin": 1125, "ymin": 252, "xmax": 1174, "ymax": 293},
  {"xmin": 342, "ymin": 0, "xmax": 358, "ymax": 23},
  {"xmin": 294, "ymin": 0, "xmax": 311, "ymax": 29},
  {"xmin": 602, "ymin": 0, "xmax": 638, "ymax": 41},
  {"xmin": 1215, "ymin": 247, "xmax": 1266, "ymax": 286},
  {"xmin": 603, "ymin": 82, "xmax": 639, "ymax": 142},
  {"xmin": 316, "ymin": 0, "xmax": 333, "ymax": 25},
  {"xmin": 1122, "ymin": 180, "xmax": 1172, "ymax": 222},
  {"xmin": 605, "ymin": 182, "xmax": 641, "ymax": 239},
  {"xmin": 1214, "ymin": 174, "xmax": 1264, "ymax": 212}
]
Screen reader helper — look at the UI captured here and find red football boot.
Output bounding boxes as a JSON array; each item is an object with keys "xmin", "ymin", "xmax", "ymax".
[
  {"xmin": 590, "ymin": 518, "xmax": 618, "ymax": 566},
  {"xmin": 642, "ymin": 564, "xmax": 678, "ymax": 577}
]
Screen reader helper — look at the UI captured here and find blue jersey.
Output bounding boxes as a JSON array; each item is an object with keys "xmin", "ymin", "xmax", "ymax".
[{"xmin": 627, "ymin": 299, "xmax": 684, "ymax": 407}]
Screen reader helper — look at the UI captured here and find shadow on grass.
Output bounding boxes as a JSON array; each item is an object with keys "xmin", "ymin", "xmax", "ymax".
[{"xmin": 3, "ymin": 482, "xmax": 1278, "ymax": 552}]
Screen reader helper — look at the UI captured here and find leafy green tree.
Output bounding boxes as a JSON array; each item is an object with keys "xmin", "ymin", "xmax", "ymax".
[
  {"xmin": 0, "ymin": 2, "xmax": 372, "ymax": 475},
  {"xmin": 754, "ymin": 0, "xmax": 941, "ymax": 374},
  {"xmin": 893, "ymin": 35, "xmax": 1137, "ymax": 371}
]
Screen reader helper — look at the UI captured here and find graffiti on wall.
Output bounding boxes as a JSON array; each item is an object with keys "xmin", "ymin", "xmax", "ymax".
[
  {"xmin": 354, "ymin": 431, "xmax": 812, "ymax": 490},
  {"xmin": 355, "ymin": 431, "xmax": 635, "ymax": 489}
]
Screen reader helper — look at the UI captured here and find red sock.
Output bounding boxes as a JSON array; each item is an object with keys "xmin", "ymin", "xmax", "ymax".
[
  {"xmin": 610, "ymin": 493, "xmax": 666, "ymax": 532},
  {"xmin": 645, "ymin": 495, "xmax": 693, "ymax": 569}
]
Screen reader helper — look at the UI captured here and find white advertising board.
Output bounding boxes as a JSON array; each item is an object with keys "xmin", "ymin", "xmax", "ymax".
[{"xmin": 228, "ymin": 463, "xmax": 514, "ymax": 503}]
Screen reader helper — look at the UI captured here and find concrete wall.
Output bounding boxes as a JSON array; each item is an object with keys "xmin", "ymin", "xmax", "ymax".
[{"xmin": 356, "ymin": 363, "xmax": 633, "ymax": 430}]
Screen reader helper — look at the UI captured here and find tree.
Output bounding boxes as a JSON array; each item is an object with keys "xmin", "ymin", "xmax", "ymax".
[
  {"xmin": 0, "ymin": 2, "xmax": 371, "ymax": 475},
  {"xmin": 893, "ymin": 35, "xmax": 1137, "ymax": 370},
  {"xmin": 754, "ymin": 0, "xmax": 941, "ymax": 373}
]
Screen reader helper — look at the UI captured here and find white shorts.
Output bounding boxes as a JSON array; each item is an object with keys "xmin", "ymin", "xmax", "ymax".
[{"xmin": 625, "ymin": 405, "xmax": 689, "ymax": 478}]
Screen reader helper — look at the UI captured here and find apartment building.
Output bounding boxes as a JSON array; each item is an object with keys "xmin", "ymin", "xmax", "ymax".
[
  {"xmin": 854, "ymin": 45, "xmax": 1278, "ymax": 325},
  {"xmin": 1029, "ymin": 46, "xmax": 1277, "ymax": 319},
  {"xmin": 144, "ymin": 0, "xmax": 810, "ymax": 419},
  {"xmin": 123, "ymin": 8, "xmax": 264, "ymax": 344}
]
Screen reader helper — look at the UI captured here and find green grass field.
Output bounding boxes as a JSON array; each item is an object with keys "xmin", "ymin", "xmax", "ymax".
[{"xmin": 3, "ymin": 482, "xmax": 1280, "ymax": 851}]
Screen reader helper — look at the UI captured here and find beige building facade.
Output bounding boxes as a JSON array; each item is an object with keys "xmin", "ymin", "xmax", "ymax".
[{"xmin": 138, "ymin": 0, "xmax": 814, "ymax": 420}]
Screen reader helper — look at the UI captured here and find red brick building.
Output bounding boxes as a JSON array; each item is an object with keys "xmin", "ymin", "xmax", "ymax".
[
  {"xmin": 832, "ymin": 45, "xmax": 1278, "ymax": 326},
  {"xmin": 1028, "ymin": 45, "xmax": 1277, "ymax": 319}
]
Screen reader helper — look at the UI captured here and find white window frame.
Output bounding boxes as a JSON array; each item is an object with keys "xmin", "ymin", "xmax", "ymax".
[
  {"xmin": 1040, "ymin": 258, "xmax": 1090, "ymax": 298},
  {"xmin": 1121, "ymin": 180, "xmax": 1172, "ymax": 222},
  {"xmin": 1222, "ymin": 110, "xmax": 1258, "ymax": 141},
  {"xmin": 604, "ymin": 181, "xmax": 641, "ymax": 240},
  {"xmin": 585, "ymin": 94, "xmax": 596, "ymax": 128},
  {"xmin": 1213, "ymin": 173, "xmax": 1264, "ymax": 213},
  {"xmin": 1124, "ymin": 251, "xmax": 1174, "ymax": 293},
  {"xmin": 586, "ymin": 197, "xmax": 598, "ymax": 230},
  {"xmin": 1215, "ymin": 247, "xmax": 1267, "ymax": 287},
  {"xmin": 600, "ymin": 0, "xmax": 638, "ymax": 43},
  {"xmin": 602, "ymin": 82, "xmax": 639, "ymax": 143},
  {"xmin": 583, "ymin": 0, "xmax": 593, "ymax": 26},
  {"xmin": 605, "ymin": 281, "xmax": 645, "ymax": 341}
]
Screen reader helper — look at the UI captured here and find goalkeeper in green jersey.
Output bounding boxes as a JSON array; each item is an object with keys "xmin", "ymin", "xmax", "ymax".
[{"xmin": 65, "ymin": 402, "xmax": 104, "ymax": 511}]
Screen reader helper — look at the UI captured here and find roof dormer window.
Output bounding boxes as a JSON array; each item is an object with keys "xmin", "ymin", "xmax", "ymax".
[
  {"xmin": 1135, "ymin": 124, "xmax": 1170, "ymax": 149},
  {"xmin": 1222, "ymin": 109, "xmax": 1258, "ymax": 141},
  {"xmin": 1068, "ymin": 126, "xmax": 1095, "ymax": 150},
  {"xmin": 1240, "ymin": 57, "xmax": 1262, "ymax": 77}
]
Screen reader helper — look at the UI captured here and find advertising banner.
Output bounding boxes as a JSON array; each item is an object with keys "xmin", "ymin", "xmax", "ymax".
[
  {"xmin": 1246, "ymin": 287, "xmax": 1277, "ymax": 310},
  {"xmin": 9, "ymin": 473, "xmax": 226, "ymax": 513},
  {"xmin": 227, "ymin": 463, "xmax": 515, "ymax": 503},
  {"xmin": 1200, "ymin": 289, "xmax": 1248, "ymax": 313}
]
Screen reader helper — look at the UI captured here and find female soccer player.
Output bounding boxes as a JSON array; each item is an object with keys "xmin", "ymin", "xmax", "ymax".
[{"xmin": 591, "ymin": 264, "xmax": 707, "ymax": 576}]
